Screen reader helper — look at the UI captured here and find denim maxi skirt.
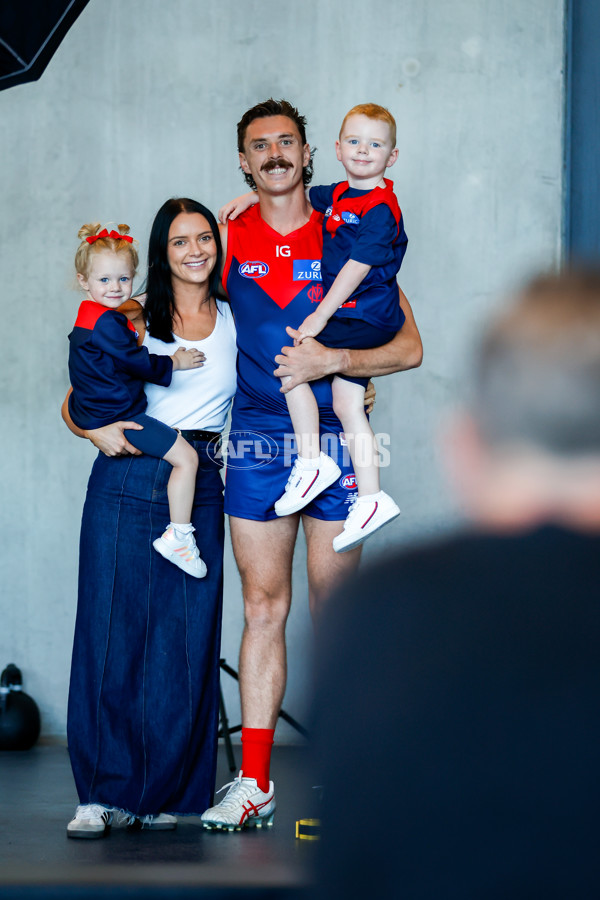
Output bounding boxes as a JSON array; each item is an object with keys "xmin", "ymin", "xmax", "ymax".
[{"xmin": 67, "ymin": 439, "xmax": 224, "ymax": 816}]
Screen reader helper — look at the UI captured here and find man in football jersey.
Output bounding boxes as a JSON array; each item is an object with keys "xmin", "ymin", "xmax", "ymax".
[{"xmin": 200, "ymin": 99, "xmax": 422, "ymax": 830}]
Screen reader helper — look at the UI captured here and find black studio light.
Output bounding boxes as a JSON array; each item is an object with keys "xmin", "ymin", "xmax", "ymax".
[{"xmin": 0, "ymin": 0, "xmax": 90, "ymax": 91}]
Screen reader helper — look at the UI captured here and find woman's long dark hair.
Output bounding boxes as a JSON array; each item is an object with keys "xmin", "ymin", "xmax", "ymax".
[{"xmin": 144, "ymin": 198, "xmax": 223, "ymax": 342}]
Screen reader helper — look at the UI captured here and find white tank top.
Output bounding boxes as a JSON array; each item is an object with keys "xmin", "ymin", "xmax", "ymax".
[{"xmin": 143, "ymin": 299, "xmax": 237, "ymax": 431}]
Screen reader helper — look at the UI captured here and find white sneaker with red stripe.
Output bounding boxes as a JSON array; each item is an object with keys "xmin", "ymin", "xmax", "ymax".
[
  {"xmin": 333, "ymin": 490, "xmax": 401, "ymax": 552},
  {"xmin": 274, "ymin": 452, "xmax": 341, "ymax": 516},
  {"xmin": 153, "ymin": 525, "xmax": 207, "ymax": 578},
  {"xmin": 200, "ymin": 772, "xmax": 276, "ymax": 831}
]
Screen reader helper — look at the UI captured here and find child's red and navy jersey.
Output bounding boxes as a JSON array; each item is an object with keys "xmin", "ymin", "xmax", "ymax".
[
  {"xmin": 223, "ymin": 204, "xmax": 338, "ymax": 415},
  {"xmin": 68, "ymin": 300, "xmax": 173, "ymax": 430},
  {"xmin": 309, "ymin": 178, "xmax": 407, "ymax": 332}
]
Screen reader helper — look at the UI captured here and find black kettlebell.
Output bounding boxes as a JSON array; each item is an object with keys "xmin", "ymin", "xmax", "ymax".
[{"xmin": 0, "ymin": 664, "xmax": 41, "ymax": 750}]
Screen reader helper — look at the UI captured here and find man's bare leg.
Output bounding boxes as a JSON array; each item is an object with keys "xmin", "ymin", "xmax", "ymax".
[
  {"xmin": 200, "ymin": 514, "xmax": 361, "ymax": 830},
  {"xmin": 200, "ymin": 515, "xmax": 298, "ymax": 829},
  {"xmin": 302, "ymin": 515, "xmax": 362, "ymax": 622},
  {"xmin": 231, "ymin": 516, "xmax": 360, "ymax": 724},
  {"xmin": 230, "ymin": 515, "xmax": 300, "ymax": 728}
]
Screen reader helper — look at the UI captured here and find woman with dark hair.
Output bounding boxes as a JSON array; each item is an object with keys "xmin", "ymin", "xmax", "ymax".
[{"xmin": 62, "ymin": 198, "xmax": 237, "ymax": 837}]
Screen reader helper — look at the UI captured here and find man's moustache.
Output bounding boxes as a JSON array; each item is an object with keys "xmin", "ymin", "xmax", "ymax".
[{"xmin": 261, "ymin": 159, "xmax": 293, "ymax": 172}]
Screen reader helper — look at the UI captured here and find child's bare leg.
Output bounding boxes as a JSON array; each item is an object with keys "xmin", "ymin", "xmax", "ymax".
[
  {"xmin": 163, "ymin": 435, "xmax": 199, "ymax": 524},
  {"xmin": 331, "ymin": 376, "xmax": 380, "ymax": 496},
  {"xmin": 282, "ymin": 376, "xmax": 321, "ymax": 459},
  {"xmin": 274, "ymin": 377, "xmax": 341, "ymax": 517},
  {"xmin": 153, "ymin": 436, "xmax": 206, "ymax": 577},
  {"xmin": 330, "ymin": 375, "xmax": 400, "ymax": 553}
]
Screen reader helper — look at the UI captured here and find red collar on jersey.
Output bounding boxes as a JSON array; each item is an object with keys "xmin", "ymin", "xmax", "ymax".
[
  {"xmin": 325, "ymin": 178, "xmax": 401, "ymax": 238},
  {"xmin": 73, "ymin": 299, "xmax": 137, "ymax": 333}
]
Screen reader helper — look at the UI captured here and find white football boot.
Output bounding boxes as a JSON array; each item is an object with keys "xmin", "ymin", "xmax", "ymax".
[{"xmin": 200, "ymin": 772, "xmax": 276, "ymax": 831}]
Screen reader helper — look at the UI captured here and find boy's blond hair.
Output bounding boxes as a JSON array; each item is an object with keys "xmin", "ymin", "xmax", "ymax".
[{"xmin": 339, "ymin": 103, "xmax": 396, "ymax": 148}]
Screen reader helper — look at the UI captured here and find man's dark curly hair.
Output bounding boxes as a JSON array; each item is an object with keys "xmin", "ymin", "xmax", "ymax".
[{"xmin": 236, "ymin": 98, "xmax": 315, "ymax": 189}]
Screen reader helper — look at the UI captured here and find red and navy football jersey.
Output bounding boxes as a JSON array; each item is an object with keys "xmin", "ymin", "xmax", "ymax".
[
  {"xmin": 223, "ymin": 205, "xmax": 338, "ymax": 415},
  {"xmin": 309, "ymin": 178, "xmax": 407, "ymax": 332},
  {"xmin": 68, "ymin": 300, "xmax": 173, "ymax": 430}
]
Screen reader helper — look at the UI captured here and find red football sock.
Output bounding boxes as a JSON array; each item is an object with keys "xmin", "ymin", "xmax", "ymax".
[{"xmin": 241, "ymin": 727, "xmax": 275, "ymax": 793}]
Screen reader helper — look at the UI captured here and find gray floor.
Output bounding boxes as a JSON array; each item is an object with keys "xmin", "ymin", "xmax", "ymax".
[{"xmin": 0, "ymin": 742, "xmax": 318, "ymax": 897}]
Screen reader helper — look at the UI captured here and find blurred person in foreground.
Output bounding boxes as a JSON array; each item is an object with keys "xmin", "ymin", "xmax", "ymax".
[{"xmin": 311, "ymin": 269, "xmax": 600, "ymax": 899}]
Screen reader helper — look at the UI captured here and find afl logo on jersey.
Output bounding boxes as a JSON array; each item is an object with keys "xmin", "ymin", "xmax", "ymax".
[
  {"xmin": 239, "ymin": 261, "xmax": 269, "ymax": 279},
  {"xmin": 340, "ymin": 474, "xmax": 357, "ymax": 490},
  {"xmin": 307, "ymin": 284, "xmax": 323, "ymax": 303}
]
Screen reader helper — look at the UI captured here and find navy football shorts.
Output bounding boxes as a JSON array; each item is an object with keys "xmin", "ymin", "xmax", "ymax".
[
  {"xmin": 124, "ymin": 413, "xmax": 178, "ymax": 458},
  {"xmin": 223, "ymin": 405, "xmax": 358, "ymax": 523},
  {"xmin": 318, "ymin": 317, "xmax": 400, "ymax": 388}
]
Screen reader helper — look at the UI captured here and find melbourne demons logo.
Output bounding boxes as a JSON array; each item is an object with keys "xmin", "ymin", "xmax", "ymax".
[
  {"xmin": 340, "ymin": 474, "xmax": 357, "ymax": 490},
  {"xmin": 239, "ymin": 261, "xmax": 269, "ymax": 279},
  {"xmin": 308, "ymin": 284, "xmax": 323, "ymax": 303}
]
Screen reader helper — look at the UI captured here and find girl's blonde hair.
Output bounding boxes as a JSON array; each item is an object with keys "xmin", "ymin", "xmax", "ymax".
[{"xmin": 75, "ymin": 223, "xmax": 139, "ymax": 278}]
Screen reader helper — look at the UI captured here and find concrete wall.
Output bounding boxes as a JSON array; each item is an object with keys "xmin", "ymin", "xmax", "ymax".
[{"xmin": 0, "ymin": 0, "xmax": 565, "ymax": 738}]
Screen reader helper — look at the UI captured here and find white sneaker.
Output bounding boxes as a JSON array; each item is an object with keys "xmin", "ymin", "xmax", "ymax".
[
  {"xmin": 138, "ymin": 813, "xmax": 177, "ymax": 830},
  {"xmin": 274, "ymin": 453, "xmax": 341, "ymax": 516},
  {"xmin": 111, "ymin": 809, "xmax": 136, "ymax": 828},
  {"xmin": 67, "ymin": 804, "xmax": 112, "ymax": 839},
  {"xmin": 153, "ymin": 526, "xmax": 207, "ymax": 578},
  {"xmin": 333, "ymin": 490, "xmax": 401, "ymax": 552},
  {"xmin": 200, "ymin": 772, "xmax": 276, "ymax": 831}
]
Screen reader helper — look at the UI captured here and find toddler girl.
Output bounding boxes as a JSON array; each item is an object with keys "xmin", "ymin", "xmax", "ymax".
[{"xmin": 68, "ymin": 223, "xmax": 207, "ymax": 577}]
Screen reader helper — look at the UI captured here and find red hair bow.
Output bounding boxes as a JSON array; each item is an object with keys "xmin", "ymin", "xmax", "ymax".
[{"xmin": 86, "ymin": 228, "xmax": 134, "ymax": 244}]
